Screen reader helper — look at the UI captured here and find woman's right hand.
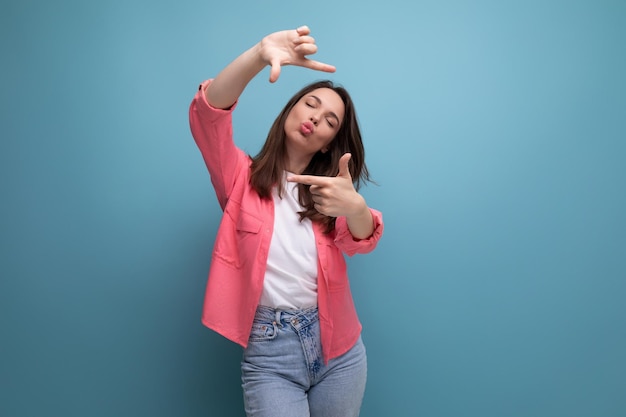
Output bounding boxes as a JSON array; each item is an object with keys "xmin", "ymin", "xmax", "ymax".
[
  {"xmin": 258, "ymin": 26, "xmax": 336, "ymax": 83},
  {"xmin": 205, "ymin": 26, "xmax": 335, "ymax": 109}
]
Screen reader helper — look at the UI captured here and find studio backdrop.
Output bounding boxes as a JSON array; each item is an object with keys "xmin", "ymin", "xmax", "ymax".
[{"xmin": 2, "ymin": 1, "xmax": 625, "ymax": 416}]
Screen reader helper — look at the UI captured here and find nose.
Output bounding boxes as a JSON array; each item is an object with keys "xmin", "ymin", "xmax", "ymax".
[{"xmin": 309, "ymin": 114, "xmax": 319, "ymax": 126}]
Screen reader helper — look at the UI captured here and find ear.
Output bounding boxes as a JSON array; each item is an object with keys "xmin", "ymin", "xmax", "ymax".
[{"xmin": 321, "ymin": 147, "xmax": 329, "ymax": 153}]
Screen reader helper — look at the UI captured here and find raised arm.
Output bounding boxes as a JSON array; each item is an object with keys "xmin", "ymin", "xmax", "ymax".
[{"xmin": 205, "ymin": 25, "xmax": 336, "ymax": 109}]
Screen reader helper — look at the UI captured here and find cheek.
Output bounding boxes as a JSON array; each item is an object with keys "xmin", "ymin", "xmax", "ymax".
[
  {"xmin": 320, "ymin": 131, "xmax": 337, "ymax": 147},
  {"xmin": 284, "ymin": 114, "xmax": 297, "ymax": 132}
]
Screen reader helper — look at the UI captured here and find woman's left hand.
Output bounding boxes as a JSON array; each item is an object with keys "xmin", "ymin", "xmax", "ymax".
[
  {"xmin": 287, "ymin": 153, "xmax": 374, "ymax": 239},
  {"xmin": 286, "ymin": 153, "xmax": 365, "ymax": 218}
]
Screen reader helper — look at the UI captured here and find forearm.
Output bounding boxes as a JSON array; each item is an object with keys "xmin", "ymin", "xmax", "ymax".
[
  {"xmin": 345, "ymin": 196, "xmax": 375, "ymax": 240},
  {"xmin": 205, "ymin": 43, "xmax": 266, "ymax": 109}
]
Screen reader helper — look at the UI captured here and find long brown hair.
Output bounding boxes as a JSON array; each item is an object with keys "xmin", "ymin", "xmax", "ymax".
[{"xmin": 249, "ymin": 80, "xmax": 370, "ymax": 233}]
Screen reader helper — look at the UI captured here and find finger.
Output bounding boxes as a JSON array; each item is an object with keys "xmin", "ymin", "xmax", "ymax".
[
  {"xmin": 299, "ymin": 58, "xmax": 336, "ymax": 74},
  {"xmin": 293, "ymin": 35, "xmax": 315, "ymax": 45},
  {"xmin": 296, "ymin": 25, "xmax": 310, "ymax": 36},
  {"xmin": 268, "ymin": 59, "xmax": 281, "ymax": 83},
  {"xmin": 337, "ymin": 153, "xmax": 352, "ymax": 178},
  {"xmin": 294, "ymin": 42, "xmax": 318, "ymax": 55},
  {"xmin": 314, "ymin": 202, "xmax": 328, "ymax": 215},
  {"xmin": 286, "ymin": 174, "xmax": 328, "ymax": 186},
  {"xmin": 311, "ymin": 194, "xmax": 323, "ymax": 204}
]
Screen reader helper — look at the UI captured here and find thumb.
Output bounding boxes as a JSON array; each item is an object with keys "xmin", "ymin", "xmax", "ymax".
[
  {"xmin": 337, "ymin": 153, "xmax": 352, "ymax": 178},
  {"xmin": 269, "ymin": 60, "xmax": 281, "ymax": 83}
]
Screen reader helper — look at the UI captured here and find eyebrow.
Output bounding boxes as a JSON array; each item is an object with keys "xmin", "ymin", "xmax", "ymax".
[{"xmin": 309, "ymin": 95, "xmax": 340, "ymax": 123}]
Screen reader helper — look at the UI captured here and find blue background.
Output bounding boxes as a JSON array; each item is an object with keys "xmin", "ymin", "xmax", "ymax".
[{"xmin": 2, "ymin": 0, "xmax": 625, "ymax": 416}]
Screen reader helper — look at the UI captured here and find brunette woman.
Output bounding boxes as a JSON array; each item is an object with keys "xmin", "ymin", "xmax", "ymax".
[{"xmin": 189, "ymin": 25, "xmax": 383, "ymax": 417}]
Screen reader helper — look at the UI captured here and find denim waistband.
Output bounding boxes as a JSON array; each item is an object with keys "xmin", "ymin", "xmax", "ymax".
[{"xmin": 255, "ymin": 305, "xmax": 319, "ymax": 328}]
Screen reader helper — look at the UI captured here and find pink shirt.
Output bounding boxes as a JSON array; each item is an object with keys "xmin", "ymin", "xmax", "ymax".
[{"xmin": 189, "ymin": 80, "xmax": 384, "ymax": 362}]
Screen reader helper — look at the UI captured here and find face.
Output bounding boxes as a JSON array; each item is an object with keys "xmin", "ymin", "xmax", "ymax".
[{"xmin": 283, "ymin": 87, "xmax": 345, "ymax": 164}]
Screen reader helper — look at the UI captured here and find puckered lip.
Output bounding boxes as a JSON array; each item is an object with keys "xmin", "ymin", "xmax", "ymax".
[{"xmin": 300, "ymin": 121, "xmax": 314, "ymax": 136}]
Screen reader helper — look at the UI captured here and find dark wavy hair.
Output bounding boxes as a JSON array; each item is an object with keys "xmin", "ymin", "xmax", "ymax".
[{"xmin": 249, "ymin": 80, "xmax": 370, "ymax": 233}]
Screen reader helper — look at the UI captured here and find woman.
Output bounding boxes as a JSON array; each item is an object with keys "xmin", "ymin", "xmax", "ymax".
[{"xmin": 189, "ymin": 25, "xmax": 384, "ymax": 417}]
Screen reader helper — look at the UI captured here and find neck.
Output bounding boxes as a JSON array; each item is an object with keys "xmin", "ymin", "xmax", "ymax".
[{"xmin": 284, "ymin": 153, "xmax": 311, "ymax": 175}]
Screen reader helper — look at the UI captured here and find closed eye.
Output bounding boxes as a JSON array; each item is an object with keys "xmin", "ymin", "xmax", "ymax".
[{"xmin": 306, "ymin": 94, "xmax": 340, "ymax": 127}]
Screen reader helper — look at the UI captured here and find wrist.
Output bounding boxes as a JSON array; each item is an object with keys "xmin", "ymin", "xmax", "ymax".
[
  {"xmin": 246, "ymin": 42, "xmax": 269, "ymax": 72},
  {"xmin": 349, "ymin": 195, "xmax": 369, "ymax": 218}
]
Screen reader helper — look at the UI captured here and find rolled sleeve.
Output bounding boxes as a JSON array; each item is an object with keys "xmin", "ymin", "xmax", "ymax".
[
  {"xmin": 192, "ymin": 80, "xmax": 238, "ymax": 120},
  {"xmin": 189, "ymin": 79, "xmax": 246, "ymax": 208},
  {"xmin": 333, "ymin": 208, "xmax": 384, "ymax": 256}
]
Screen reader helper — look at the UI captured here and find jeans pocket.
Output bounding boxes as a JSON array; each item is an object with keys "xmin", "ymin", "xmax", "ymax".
[{"xmin": 248, "ymin": 317, "xmax": 278, "ymax": 342}]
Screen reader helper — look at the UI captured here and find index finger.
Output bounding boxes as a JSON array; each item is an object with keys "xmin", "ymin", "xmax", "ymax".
[
  {"xmin": 286, "ymin": 174, "xmax": 330, "ymax": 186},
  {"xmin": 301, "ymin": 58, "xmax": 336, "ymax": 74}
]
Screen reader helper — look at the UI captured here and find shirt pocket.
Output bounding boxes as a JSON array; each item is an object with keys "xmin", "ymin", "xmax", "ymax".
[
  {"xmin": 213, "ymin": 203, "xmax": 264, "ymax": 269},
  {"xmin": 236, "ymin": 208, "xmax": 263, "ymax": 234}
]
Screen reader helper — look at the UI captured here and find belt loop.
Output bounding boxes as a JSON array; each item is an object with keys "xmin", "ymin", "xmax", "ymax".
[{"xmin": 274, "ymin": 309, "xmax": 282, "ymax": 328}]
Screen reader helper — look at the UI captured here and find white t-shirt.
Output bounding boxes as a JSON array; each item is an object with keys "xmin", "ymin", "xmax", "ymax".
[{"xmin": 259, "ymin": 172, "xmax": 318, "ymax": 309}]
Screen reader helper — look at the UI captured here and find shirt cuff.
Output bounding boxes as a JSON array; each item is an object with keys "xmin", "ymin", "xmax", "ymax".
[
  {"xmin": 194, "ymin": 79, "xmax": 238, "ymax": 120},
  {"xmin": 334, "ymin": 208, "xmax": 384, "ymax": 256}
]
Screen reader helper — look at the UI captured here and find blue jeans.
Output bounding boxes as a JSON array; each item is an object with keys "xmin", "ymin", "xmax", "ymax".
[{"xmin": 241, "ymin": 305, "xmax": 367, "ymax": 417}]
